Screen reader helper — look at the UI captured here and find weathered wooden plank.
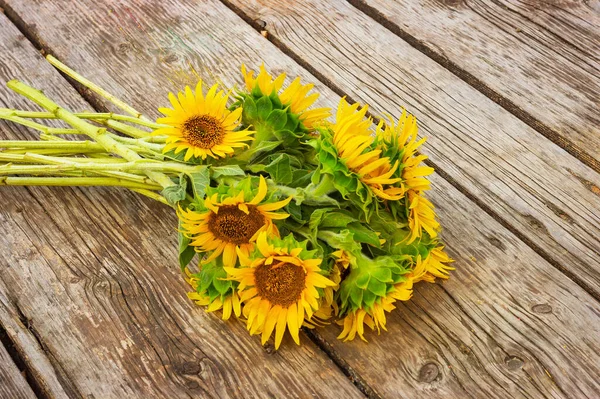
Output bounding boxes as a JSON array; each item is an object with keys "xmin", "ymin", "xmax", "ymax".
[
  {"xmin": 220, "ymin": 0, "xmax": 600, "ymax": 296},
  {"xmin": 0, "ymin": 280, "xmax": 71, "ymax": 399},
  {"xmin": 318, "ymin": 172, "xmax": 600, "ymax": 398},
  {"xmin": 349, "ymin": 0, "xmax": 600, "ymax": 166},
  {"xmin": 0, "ymin": 337, "xmax": 36, "ymax": 399},
  {"xmin": 1, "ymin": 0, "xmax": 599, "ymax": 398},
  {"xmin": 0, "ymin": 11, "xmax": 364, "ymax": 399}
]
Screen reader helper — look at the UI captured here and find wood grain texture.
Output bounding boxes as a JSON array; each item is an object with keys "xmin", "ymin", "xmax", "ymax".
[
  {"xmin": 1, "ymin": 1, "xmax": 599, "ymax": 398},
  {"xmin": 0, "ymin": 10, "xmax": 363, "ymax": 399},
  {"xmin": 221, "ymin": 0, "xmax": 600, "ymax": 296},
  {"xmin": 0, "ymin": 280, "xmax": 71, "ymax": 399},
  {"xmin": 351, "ymin": 0, "xmax": 600, "ymax": 163},
  {"xmin": 0, "ymin": 339, "xmax": 36, "ymax": 399},
  {"xmin": 315, "ymin": 172, "xmax": 600, "ymax": 399}
]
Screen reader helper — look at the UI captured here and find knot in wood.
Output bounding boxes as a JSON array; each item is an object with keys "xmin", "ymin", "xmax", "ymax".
[
  {"xmin": 418, "ymin": 362, "xmax": 440, "ymax": 383},
  {"xmin": 531, "ymin": 303, "xmax": 552, "ymax": 314},
  {"xmin": 504, "ymin": 355, "xmax": 524, "ymax": 371}
]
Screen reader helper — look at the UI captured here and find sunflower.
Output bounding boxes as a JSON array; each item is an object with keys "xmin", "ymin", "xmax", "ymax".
[
  {"xmin": 423, "ymin": 245, "xmax": 455, "ymax": 281},
  {"xmin": 331, "ymin": 98, "xmax": 404, "ymax": 200},
  {"xmin": 241, "ymin": 64, "xmax": 330, "ymax": 129},
  {"xmin": 225, "ymin": 233, "xmax": 335, "ymax": 349},
  {"xmin": 187, "ymin": 291, "xmax": 242, "ymax": 320},
  {"xmin": 389, "ymin": 254, "xmax": 428, "ymax": 302},
  {"xmin": 337, "ymin": 296, "xmax": 396, "ymax": 342},
  {"xmin": 178, "ymin": 176, "xmax": 291, "ymax": 266},
  {"xmin": 376, "ymin": 110, "xmax": 434, "ymax": 194},
  {"xmin": 154, "ymin": 80, "xmax": 254, "ymax": 161},
  {"xmin": 406, "ymin": 190, "xmax": 439, "ymax": 244},
  {"xmin": 336, "ymin": 254, "xmax": 432, "ymax": 342},
  {"xmin": 185, "ymin": 267, "xmax": 242, "ymax": 320}
]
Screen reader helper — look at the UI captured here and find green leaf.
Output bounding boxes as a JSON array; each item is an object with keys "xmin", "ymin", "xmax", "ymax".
[
  {"xmin": 320, "ymin": 212, "xmax": 357, "ymax": 228},
  {"xmin": 309, "ymin": 208, "xmax": 333, "ymax": 233},
  {"xmin": 319, "ymin": 229, "xmax": 361, "ymax": 253},
  {"xmin": 287, "ymin": 201, "xmax": 303, "ymax": 223},
  {"xmin": 211, "ymin": 165, "xmax": 245, "ymax": 178},
  {"xmin": 266, "ymin": 109, "xmax": 288, "ymax": 131},
  {"xmin": 289, "ymin": 170, "xmax": 313, "ymax": 188},
  {"xmin": 367, "ymin": 278, "xmax": 387, "ymax": 297},
  {"xmin": 161, "ymin": 174, "xmax": 186, "ymax": 205},
  {"xmin": 242, "ymin": 96, "xmax": 257, "ymax": 121},
  {"xmin": 256, "ymin": 96, "xmax": 273, "ymax": 120},
  {"xmin": 178, "ymin": 224, "xmax": 195, "ymax": 271},
  {"xmin": 245, "ymin": 140, "xmax": 283, "ymax": 161},
  {"xmin": 348, "ymin": 222, "xmax": 381, "ymax": 247},
  {"xmin": 186, "ymin": 166, "xmax": 210, "ymax": 199},
  {"xmin": 265, "ymin": 154, "xmax": 293, "ymax": 184}
]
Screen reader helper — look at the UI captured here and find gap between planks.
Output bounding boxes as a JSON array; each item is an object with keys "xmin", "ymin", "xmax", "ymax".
[
  {"xmin": 224, "ymin": 0, "xmax": 600, "ymax": 176},
  {"xmin": 0, "ymin": 6, "xmax": 376, "ymax": 398},
  {"xmin": 218, "ymin": 0, "xmax": 600, "ymax": 302},
  {"xmin": 346, "ymin": 0, "xmax": 599, "ymax": 174}
]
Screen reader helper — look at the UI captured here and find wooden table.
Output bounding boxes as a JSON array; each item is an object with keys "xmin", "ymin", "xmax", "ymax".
[{"xmin": 0, "ymin": 0, "xmax": 598, "ymax": 398}]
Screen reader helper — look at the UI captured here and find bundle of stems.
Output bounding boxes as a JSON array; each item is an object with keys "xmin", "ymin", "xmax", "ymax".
[{"xmin": 0, "ymin": 55, "xmax": 183, "ymax": 206}]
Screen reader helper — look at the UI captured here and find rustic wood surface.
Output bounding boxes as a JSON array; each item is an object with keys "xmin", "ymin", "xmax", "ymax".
[
  {"xmin": 0, "ymin": 339, "xmax": 36, "ymax": 399},
  {"xmin": 349, "ymin": 0, "xmax": 600, "ymax": 167},
  {"xmin": 214, "ymin": 0, "xmax": 600, "ymax": 296},
  {"xmin": 317, "ymin": 172, "xmax": 600, "ymax": 398},
  {"xmin": 0, "ymin": 0, "xmax": 599, "ymax": 398},
  {"xmin": 0, "ymin": 9, "xmax": 363, "ymax": 399}
]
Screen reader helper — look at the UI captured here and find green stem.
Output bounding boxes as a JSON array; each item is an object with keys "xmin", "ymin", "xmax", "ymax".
[
  {"xmin": 2, "ymin": 155, "xmax": 195, "ymax": 174},
  {"xmin": 0, "ymin": 176, "xmax": 162, "ymax": 190},
  {"xmin": 0, "ymin": 109, "xmax": 167, "ymax": 129},
  {"xmin": 308, "ymin": 174, "xmax": 335, "ymax": 197},
  {"xmin": 104, "ymin": 119, "xmax": 151, "ymax": 138},
  {"xmin": 0, "ymin": 140, "xmax": 104, "ymax": 150},
  {"xmin": 109, "ymin": 134, "xmax": 164, "ymax": 152},
  {"xmin": 129, "ymin": 188, "xmax": 171, "ymax": 207},
  {"xmin": 1, "ymin": 148, "xmax": 106, "ymax": 156},
  {"xmin": 0, "ymin": 114, "xmax": 80, "ymax": 135},
  {"xmin": 46, "ymin": 55, "xmax": 149, "ymax": 121},
  {"xmin": 7, "ymin": 80, "xmax": 175, "ymax": 190}
]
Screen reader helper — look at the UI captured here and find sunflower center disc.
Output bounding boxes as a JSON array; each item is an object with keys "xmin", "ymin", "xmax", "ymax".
[
  {"xmin": 208, "ymin": 205, "xmax": 265, "ymax": 245},
  {"xmin": 254, "ymin": 262, "xmax": 306, "ymax": 308},
  {"xmin": 183, "ymin": 115, "xmax": 225, "ymax": 149}
]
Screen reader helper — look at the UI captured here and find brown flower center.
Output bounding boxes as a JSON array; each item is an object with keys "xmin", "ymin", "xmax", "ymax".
[
  {"xmin": 254, "ymin": 262, "xmax": 306, "ymax": 308},
  {"xmin": 208, "ymin": 205, "xmax": 265, "ymax": 245},
  {"xmin": 183, "ymin": 115, "xmax": 224, "ymax": 149}
]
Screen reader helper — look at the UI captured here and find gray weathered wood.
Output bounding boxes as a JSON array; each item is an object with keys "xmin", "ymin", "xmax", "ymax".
[
  {"xmin": 1, "ymin": 0, "xmax": 600, "ymax": 398},
  {"xmin": 223, "ymin": 0, "xmax": 600, "ymax": 296},
  {"xmin": 317, "ymin": 172, "xmax": 600, "ymax": 398},
  {"xmin": 0, "ymin": 280, "xmax": 71, "ymax": 399},
  {"xmin": 0, "ymin": 10, "xmax": 363, "ymax": 399},
  {"xmin": 0, "ymin": 338, "xmax": 36, "ymax": 399},
  {"xmin": 349, "ymin": 0, "xmax": 600, "ymax": 165}
]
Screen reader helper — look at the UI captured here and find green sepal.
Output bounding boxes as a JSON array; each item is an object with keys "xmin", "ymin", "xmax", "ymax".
[
  {"xmin": 266, "ymin": 109, "xmax": 287, "ymax": 131},
  {"xmin": 242, "ymin": 95, "xmax": 258, "ymax": 122},
  {"xmin": 256, "ymin": 96, "xmax": 273, "ymax": 120}
]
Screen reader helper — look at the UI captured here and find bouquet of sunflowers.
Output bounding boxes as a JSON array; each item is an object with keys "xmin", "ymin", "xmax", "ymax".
[{"xmin": 0, "ymin": 57, "xmax": 454, "ymax": 350}]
